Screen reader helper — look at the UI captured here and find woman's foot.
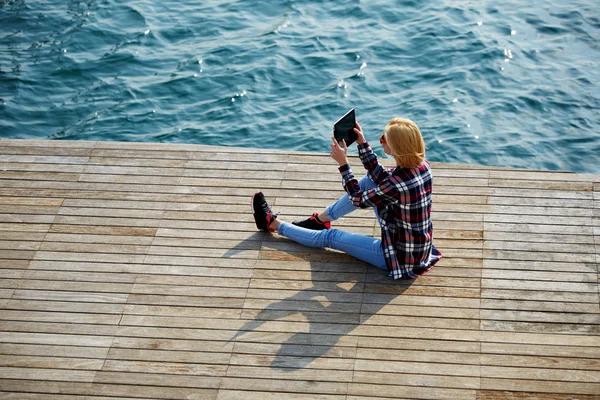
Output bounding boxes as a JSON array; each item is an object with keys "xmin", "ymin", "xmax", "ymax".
[
  {"xmin": 292, "ymin": 213, "xmax": 331, "ymax": 230},
  {"xmin": 251, "ymin": 192, "xmax": 277, "ymax": 232}
]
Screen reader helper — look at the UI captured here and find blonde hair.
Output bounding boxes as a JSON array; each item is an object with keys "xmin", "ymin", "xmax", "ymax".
[{"xmin": 384, "ymin": 118, "xmax": 426, "ymax": 168}]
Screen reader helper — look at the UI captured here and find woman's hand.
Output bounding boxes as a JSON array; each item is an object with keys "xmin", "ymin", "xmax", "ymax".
[
  {"xmin": 330, "ymin": 137, "xmax": 349, "ymax": 166},
  {"xmin": 354, "ymin": 122, "xmax": 366, "ymax": 145}
]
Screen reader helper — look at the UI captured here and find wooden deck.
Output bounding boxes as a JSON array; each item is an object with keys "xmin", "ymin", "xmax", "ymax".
[{"xmin": 0, "ymin": 138, "xmax": 598, "ymax": 399}]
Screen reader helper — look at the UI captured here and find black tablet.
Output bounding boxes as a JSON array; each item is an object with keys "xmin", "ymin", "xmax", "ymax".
[{"xmin": 333, "ymin": 109, "xmax": 358, "ymax": 146}]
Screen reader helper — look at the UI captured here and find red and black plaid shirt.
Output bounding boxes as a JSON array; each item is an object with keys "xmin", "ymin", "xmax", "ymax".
[{"xmin": 339, "ymin": 142, "xmax": 442, "ymax": 279}]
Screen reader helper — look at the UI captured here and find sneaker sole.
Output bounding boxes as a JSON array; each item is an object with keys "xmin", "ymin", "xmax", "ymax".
[{"xmin": 250, "ymin": 192, "xmax": 266, "ymax": 231}]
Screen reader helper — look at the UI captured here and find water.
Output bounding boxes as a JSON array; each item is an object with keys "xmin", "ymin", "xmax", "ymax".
[{"xmin": 1, "ymin": 0, "xmax": 599, "ymax": 173}]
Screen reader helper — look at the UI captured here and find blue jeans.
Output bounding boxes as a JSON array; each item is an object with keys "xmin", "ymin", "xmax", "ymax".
[{"xmin": 277, "ymin": 175, "xmax": 387, "ymax": 270}]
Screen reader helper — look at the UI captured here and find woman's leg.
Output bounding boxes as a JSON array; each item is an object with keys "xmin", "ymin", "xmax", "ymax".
[
  {"xmin": 323, "ymin": 174, "xmax": 380, "ymax": 223},
  {"xmin": 277, "ymin": 221, "xmax": 387, "ymax": 270}
]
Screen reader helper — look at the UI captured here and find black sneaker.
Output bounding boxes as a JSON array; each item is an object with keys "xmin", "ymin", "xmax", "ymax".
[
  {"xmin": 251, "ymin": 192, "xmax": 277, "ymax": 232},
  {"xmin": 292, "ymin": 212, "xmax": 331, "ymax": 230}
]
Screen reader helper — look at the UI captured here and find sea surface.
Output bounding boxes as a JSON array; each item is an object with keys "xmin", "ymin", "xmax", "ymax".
[{"xmin": 1, "ymin": 0, "xmax": 599, "ymax": 173}]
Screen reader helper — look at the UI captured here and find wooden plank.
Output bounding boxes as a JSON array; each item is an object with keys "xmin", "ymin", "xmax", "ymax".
[
  {"xmin": 0, "ymin": 197, "xmax": 63, "ymax": 206},
  {"xmin": 480, "ymin": 309, "xmax": 600, "ymax": 325},
  {"xmin": 0, "ymin": 321, "xmax": 119, "ymax": 336},
  {"xmin": 489, "ymin": 170, "xmax": 599, "ymax": 182},
  {"xmin": 134, "ymin": 274, "xmax": 249, "ymax": 288},
  {"xmin": 0, "ymin": 171, "xmax": 81, "ymax": 182},
  {"xmin": 11, "ymin": 289, "xmax": 130, "ymax": 303},
  {"xmin": 476, "ymin": 389, "xmax": 598, "ymax": 400},
  {"xmin": 90, "ymin": 148, "xmax": 189, "ymax": 160},
  {"xmin": 89, "ymin": 155, "xmax": 188, "ymax": 168},
  {"xmin": 102, "ymin": 359, "xmax": 227, "ymax": 376},
  {"xmin": 34, "ymin": 251, "xmax": 147, "ymax": 264},
  {"xmin": 484, "ymin": 230, "xmax": 595, "ymax": 244},
  {"xmin": 0, "ymin": 139, "xmax": 96, "ymax": 149},
  {"xmin": 489, "ymin": 187, "xmax": 593, "ymax": 200},
  {"xmin": 0, "ymin": 394, "xmax": 128, "ymax": 400},
  {"xmin": 435, "ymin": 203, "xmax": 595, "ymax": 217},
  {"xmin": 482, "ymin": 289, "xmax": 599, "ymax": 304},
  {"xmin": 488, "ymin": 195, "xmax": 594, "ymax": 207},
  {"xmin": 111, "ymin": 336, "xmax": 235, "ymax": 353},
  {"xmin": 240, "ymin": 308, "xmax": 359, "ymax": 325},
  {"xmin": 488, "ymin": 179, "xmax": 593, "ymax": 191},
  {"xmin": 0, "ymin": 355, "xmax": 104, "ymax": 370},
  {"xmin": 0, "ymin": 377, "xmax": 218, "ymax": 398},
  {"xmin": 0, "ymin": 155, "xmax": 89, "ymax": 164},
  {"xmin": 483, "ymin": 259, "xmax": 597, "ymax": 273},
  {"xmin": 0, "ymin": 240, "xmax": 41, "ymax": 251},
  {"xmin": 482, "ymin": 269, "xmax": 597, "ymax": 283},
  {"xmin": 125, "ymin": 295, "xmax": 245, "ymax": 309},
  {"xmin": 14, "ymin": 279, "xmax": 134, "ymax": 294},
  {"xmin": 106, "ymin": 348, "xmax": 231, "ymax": 364},
  {"xmin": 57, "ymin": 207, "xmax": 165, "ymax": 219},
  {"xmin": 0, "ymin": 290, "xmax": 14, "ymax": 302},
  {"xmin": 0, "ymin": 379, "xmax": 89, "ymax": 397},
  {"xmin": 78, "ymin": 174, "xmax": 184, "ymax": 185},
  {"xmin": 481, "ymin": 320, "xmax": 599, "ymax": 334},
  {"xmin": 0, "ymin": 232, "xmax": 46, "ymax": 242},
  {"xmin": 0, "ymin": 162, "xmax": 86, "ymax": 174},
  {"xmin": 130, "ymin": 283, "xmax": 248, "ymax": 297},
  {"xmin": 0, "ymin": 367, "xmax": 96, "ymax": 382},
  {"xmin": 4, "ymin": 299, "xmax": 126, "ymax": 314},
  {"xmin": 0, "ymin": 250, "xmax": 36, "ymax": 260},
  {"xmin": 43, "ymin": 233, "xmax": 153, "ymax": 246},
  {"xmin": 123, "ymin": 304, "xmax": 242, "ymax": 319},
  {"xmin": 28, "ymin": 260, "xmax": 255, "ymax": 278},
  {"xmin": 482, "ymin": 298, "xmax": 600, "ymax": 313},
  {"xmin": 484, "ymin": 240, "xmax": 595, "ymax": 254},
  {"xmin": 0, "ymin": 343, "xmax": 109, "ymax": 359},
  {"xmin": 0, "ymin": 310, "xmax": 120, "ymax": 324},
  {"xmin": 225, "ymin": 365, "xmax": 353, "ymax": 382},
  {"xmin": 219, "ymin": 377, "xmax": 348, "ymax": 395},
  {"xmin": 83, "ymin": 165, "xmax": 185, "ymax": 177},
  {"xmin": 483, "ymin": 249, "xmax": 595, "ymax": 263},
  {"xmin": 480, "ymin": 353, "xmax": 600, "ymax": 371},
  {"xmin": 354, "ymin": 358, "xmax": 479, "ymax": 377},
  {"xmin": 90, "ymin": 376, "xmax": 220, "ymax": 399},
  {"xmin": 232, "ymin": 341, "xmax": 356, "ymax": 359},
  {"xmin": 352, "ymin": 370, "xmax": 480, "ymax": 390},
  {"xmin": 52, "ymin": 215, "xmax": 162, "ymax": 228},
  {"xmin": 347, "ymin": 382, "xmax": 476, "ymax": 400},
  {"xmin": 0, "ymin": 214, "xmax": 55, "ymax": 224},
  {"xmin": 217, "ymin": 390, "xmax": 345, "ymax": 400},
  {"xmin": 481, "ymin": 365, "xmax": 599, "ymax": 383},
  {"xmin": 355, "ymin": 347, "xmax": 479, "ymax": 366},
  {"xmin": 48, "ymin": 225, "xmax": 157, "ymax": 236},
  {"xmin": 481, "ymin": 278, "xmax": 598, "ymax": 293},
  {"xmin": 0, "ymin": 331, "xmax": 113, "ymax": 347},
  {"xmin": 0, "ymin": 223, "xmax": 51, "ymax": 233},
  {"xmin": 481, "ymin": 342, "xmax": 600, "ymax": 359},
  {"xmin": 484, "ymin": 213, "xmax": 593, "ymax": 226},
  {"xmin": 183, "ymin": 168, "xmax": 285, "ymax": 180},
  {"xmin": 0, "ymin": 260, "xmax": 31, "ymax": 270},
  {"xmin": 62, "ymin": 198, "xmax": 167, "ymax": 210}
]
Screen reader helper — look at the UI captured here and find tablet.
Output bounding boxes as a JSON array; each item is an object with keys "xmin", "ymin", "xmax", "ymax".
[{"xmin": 333, "ymin": 108, "xmax": 358, "ymax": 146}]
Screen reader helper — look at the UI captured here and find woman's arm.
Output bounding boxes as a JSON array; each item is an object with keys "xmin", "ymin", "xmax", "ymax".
[
  {"xmin": 330, "ymin": 138, "xmax": 401, "ymax": 209},
  {"xmin": 354, "ymin": 123, "xmax": 390, "ymax": 185}
]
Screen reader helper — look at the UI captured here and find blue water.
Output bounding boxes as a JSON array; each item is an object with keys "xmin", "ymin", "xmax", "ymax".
[{"xmin": 1, "ymin": 0, "xmax": 599, "ymax": 173}]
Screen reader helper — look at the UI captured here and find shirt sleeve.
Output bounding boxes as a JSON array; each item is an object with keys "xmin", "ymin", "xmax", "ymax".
[
  {"xmin": 357, "ymin": 141, "xmax": 391, "ymax": 185},
  {"xmin": 339, "ymin": 163, "xmax": 404, "ymax": 209}
]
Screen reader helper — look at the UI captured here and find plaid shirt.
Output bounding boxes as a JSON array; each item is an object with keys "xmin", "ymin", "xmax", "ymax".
[{"xmin": 339, "ymin": 142, "xmax": 442, "ymax": 279}]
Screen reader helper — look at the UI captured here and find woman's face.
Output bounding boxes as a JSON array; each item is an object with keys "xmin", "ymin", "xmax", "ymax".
[{"xmin": 380, "ymin": 132, "xmax": 392, "ymax": 155}]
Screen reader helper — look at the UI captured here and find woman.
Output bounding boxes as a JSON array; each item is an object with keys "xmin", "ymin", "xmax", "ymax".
[{"xmin": 252, "ymin": 117, "xmax": 441, "ymax": 279}]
